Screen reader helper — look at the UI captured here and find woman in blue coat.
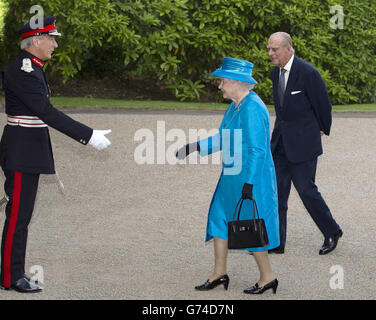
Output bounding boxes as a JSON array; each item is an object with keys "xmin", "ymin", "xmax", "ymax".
[{"xmin": 177, "ymin": 57, "xmax": 280, "ymax": 294}]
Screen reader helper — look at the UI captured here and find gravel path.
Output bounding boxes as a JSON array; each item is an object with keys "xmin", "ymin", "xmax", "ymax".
[{"xmin": 0, "ymin": 110, "xmax": 375, "ymax": 300}]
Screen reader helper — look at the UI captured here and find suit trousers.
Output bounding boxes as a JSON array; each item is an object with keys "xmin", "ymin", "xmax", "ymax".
[
  {"xmin": 1, "ymin": 169, "xmax": 39, "ymax": 288},
  {"xmin": 273, "ymin": 138, "xmax": 340, "ymax": 249}
]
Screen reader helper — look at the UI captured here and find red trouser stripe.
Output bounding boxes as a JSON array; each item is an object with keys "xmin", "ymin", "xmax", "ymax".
[{"xmin": 3, "ymin": 171, "xmax": 22, "ymax": 288}]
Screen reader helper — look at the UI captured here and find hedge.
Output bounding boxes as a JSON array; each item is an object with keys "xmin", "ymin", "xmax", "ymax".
[{"xmin": 0, "ymin": 0, "xmax": 375, "ymax": 104}]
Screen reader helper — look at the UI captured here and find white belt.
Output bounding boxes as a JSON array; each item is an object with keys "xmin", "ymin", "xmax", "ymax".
[{"xmin": 7, "ymin": 115, "xmax": 47, "ymax": 128}]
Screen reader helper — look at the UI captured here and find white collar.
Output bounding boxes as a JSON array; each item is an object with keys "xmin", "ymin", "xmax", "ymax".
[{"xmin": 282, "ymin": 54, "xmax": 294, "ymax": 72}]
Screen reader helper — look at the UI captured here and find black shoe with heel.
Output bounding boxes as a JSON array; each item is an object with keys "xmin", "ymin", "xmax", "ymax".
[
  {"xmin": 243, "ymin": 278, "xmax": 278, "ymax": 294},
  {"xmin": 195, "ymin": 274, "xmax": 229, "ymax": 291}
]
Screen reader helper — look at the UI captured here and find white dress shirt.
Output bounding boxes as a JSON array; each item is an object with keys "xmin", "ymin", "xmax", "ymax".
[{"xmin": 280, "ymin": 54, "xmax": 295, "ymax": 90}]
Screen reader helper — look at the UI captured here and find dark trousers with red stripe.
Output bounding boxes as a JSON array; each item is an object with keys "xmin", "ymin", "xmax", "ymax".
[{"xmin": 1, "ymin": 169, "xmax": 39, "ymax": 288}]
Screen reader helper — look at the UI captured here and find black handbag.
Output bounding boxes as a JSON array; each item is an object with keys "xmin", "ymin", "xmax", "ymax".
[{"xmin": 228, "ymin": 197, "xmax": 269, "ymax": 249}]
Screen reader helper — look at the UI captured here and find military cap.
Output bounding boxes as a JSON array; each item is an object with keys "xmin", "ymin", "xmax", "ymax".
[{"xmin": 18, "ymin": 16, "xmax": 61, "ymax": 39}]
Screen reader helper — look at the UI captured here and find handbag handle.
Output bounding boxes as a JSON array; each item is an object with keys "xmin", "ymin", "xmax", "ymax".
[{"xmin": 231, "ymin": 197, "xmax": 261, "ymax": 231}]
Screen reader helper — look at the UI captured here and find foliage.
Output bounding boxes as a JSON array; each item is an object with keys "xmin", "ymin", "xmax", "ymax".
[
  {"xmin": 0, "ymin": 0, "xmax": 137, "ymax": 78},
  {"xmin": 0, "ymin": 0, "xmax": 6, "ymax": 34},
  {"xmin": 0, "ymin": 0, "xmax": 8, "ymax": 63},
  {"xmin": 0, "ymin": 0, "xmax": 375, "ymax": 104}
]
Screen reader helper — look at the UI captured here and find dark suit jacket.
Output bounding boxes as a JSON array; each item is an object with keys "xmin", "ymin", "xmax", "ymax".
[
  {"xmin": 0, "ymin": 51, "xmax": 93, "ymax": 174},
  {"xmin": 270, "ymin": 56, "xmax": 332, "ymax": 163}
]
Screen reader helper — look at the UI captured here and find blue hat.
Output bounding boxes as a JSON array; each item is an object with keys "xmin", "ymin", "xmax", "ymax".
[
  {"xmin": 211, "ymin": 57, "xmax": 257, "ymax": 84},
  {"xmin": 18, "ymin": 16, "xmax": 61, "ymax": 39}
]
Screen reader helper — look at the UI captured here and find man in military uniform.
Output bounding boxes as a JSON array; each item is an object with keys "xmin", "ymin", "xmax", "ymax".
[{"xmin": 0, "ymin": 16, "xmax": 112, "ymax": 293}]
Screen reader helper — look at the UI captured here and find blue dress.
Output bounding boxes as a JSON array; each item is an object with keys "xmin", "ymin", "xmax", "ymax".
[{"xmin": 198, "ymin": 91, "xmax": 279, "ymax": 251}]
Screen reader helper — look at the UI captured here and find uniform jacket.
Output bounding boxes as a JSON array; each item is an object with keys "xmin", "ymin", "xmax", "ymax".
[
  {"xmin": 198, "ymin": 91, "xmax": 279, "ymax": 251},
  {"xmin": 0, "ymin": 51, "xmax": 93, "ymax": 174},
  {"xmin": 270, "ymin": 56, "xmax": 332, "ymax": 163}
]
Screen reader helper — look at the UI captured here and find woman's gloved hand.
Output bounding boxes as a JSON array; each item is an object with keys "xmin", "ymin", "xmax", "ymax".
[
  {"xmin": 176, "ymin": 142, "xmax": 200, "ymax": 160},
  {"xmin": 241, "ymin": 183, "xmax": 253, "ymax": 200}
]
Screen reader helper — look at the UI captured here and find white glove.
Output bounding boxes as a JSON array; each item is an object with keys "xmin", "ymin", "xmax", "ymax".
[{"xmin": 88, "ymin": 129, "xmax": 112, "ymax": 150}]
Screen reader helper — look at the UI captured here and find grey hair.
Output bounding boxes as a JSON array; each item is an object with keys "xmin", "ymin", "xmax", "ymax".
[
  {"xmin": 20, "ymin": 35, "xmax": 46, "ymax": 50},
  {"xmin": 270, "ymin": 31, "xmax": 295, "ymax": 53},
  {"xmin": 230, "ymin": 79, "xmax": 256, "ymax": 91}
]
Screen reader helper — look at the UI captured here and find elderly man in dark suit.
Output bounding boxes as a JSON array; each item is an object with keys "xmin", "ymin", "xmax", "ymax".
[{"xmin": 267, "ymin": 32, "xmax": 342, "ymax": 255}]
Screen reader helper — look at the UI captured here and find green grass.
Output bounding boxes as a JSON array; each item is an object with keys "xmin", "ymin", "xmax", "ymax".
[
  {"xmin": 1, "ymin": 95, "xmax": 376, "ymax": 111},
  {"xmin": 49, "ymin": 97, "xmax": 376, "ymax": 112},
  {"xmin": 331, "ymin": 104, "xmax": 376, "ymax": 112},
  {"xmin": 50, "ymin": 97, "xmax": 229, "ymax": 110}
]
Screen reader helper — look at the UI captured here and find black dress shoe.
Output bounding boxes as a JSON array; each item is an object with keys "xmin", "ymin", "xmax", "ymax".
[
  {"xmin": 195, "ymin": 274, "xmax": 229, "ymax": 291},
  {"xmin": 9, "ymin": 277, "xmax": 43, "ymax": 293},
  {"xmin": 268, "ymin": 247, "xmax": 285, "ymax": 254},
  {"xmin": 244, "ymin": 279, "xmax": 278, "ymax": 294},
  {"xmin": 319, "ymin": 229, "xmax": 343, "ymax": 255},
  {"xmin": 22, "ymin": 273, "xmax": 31, "ymax": 281}
]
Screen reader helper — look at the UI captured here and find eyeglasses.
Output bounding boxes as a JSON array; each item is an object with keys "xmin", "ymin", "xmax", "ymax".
[{"xmin": 267, "ymin": 46, "xmax": 280, "ymax": 52}]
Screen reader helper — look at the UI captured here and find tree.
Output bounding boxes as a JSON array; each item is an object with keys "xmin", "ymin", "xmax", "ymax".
[{"xmin": 1, "ymin": 0, "xmax": 375, "ymax": 104}]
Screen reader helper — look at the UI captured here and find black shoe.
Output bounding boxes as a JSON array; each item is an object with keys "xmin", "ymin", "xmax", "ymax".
[
  {"xmin": 268, "ymin": 247, "xmax": 285, "ymax": 254},
  {"xmin": 319, "ymin": 229, "xmax": 343, "ymax": 255},
  {"xmin": 195, "ymin": 274, "xmax": 229, "ymax": 291},
  {"xmin": 244, "ymin": 279, "xmax": 278, "ymax": 294},
  {"xmin": 22, "ymin": 273, "xmax": 31, "ymax": 281},
  {"xmin": 3, "ymin": 277, "xmax": 43, "ymax": 293}
]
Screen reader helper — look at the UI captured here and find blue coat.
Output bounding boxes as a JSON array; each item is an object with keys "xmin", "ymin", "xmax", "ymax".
[{"xmin": 198, "ymin": 91, "xmax": 279, "ymax": 251}]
